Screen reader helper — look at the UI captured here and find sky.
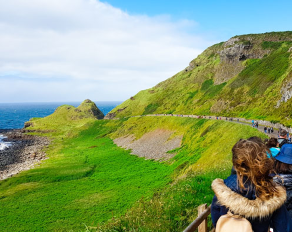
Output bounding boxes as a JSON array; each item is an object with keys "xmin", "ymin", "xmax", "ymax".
[{"xmin": 0, "ymin": 0, "xmax": 291, "ymax": 103}]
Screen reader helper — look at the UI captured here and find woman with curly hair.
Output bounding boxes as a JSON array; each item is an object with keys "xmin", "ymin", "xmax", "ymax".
[{"xmin": 211, "ymin": 138, "xmax": 292, "ymax": 231}]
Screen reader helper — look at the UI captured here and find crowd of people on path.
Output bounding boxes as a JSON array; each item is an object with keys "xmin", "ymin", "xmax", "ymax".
[
  {"xmin": 263, "ymin": 126, "xmax": 274, "ymax": 134},
  {"xmin": 211, "ymin": 129, "xmax": 292, "ymax": 232}
]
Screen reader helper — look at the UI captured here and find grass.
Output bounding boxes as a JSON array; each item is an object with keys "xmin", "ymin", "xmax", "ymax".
[
  {"xmin": 0, "ymin": 110, "xmax": 268, "ymax": 231},
  {"xmin": 94, "ymin": 116, "xmax": 267, "ymax": 231},
  {"xmin": 110, "ymin": 116, "xmax": 267, "ymax": 174},
  {"xmin": 0, "ymin": 120, "xmax": 172, "ymax": 231},
  {"xmin": 95, "ymin": 170, "xmax": 229, "ymax": 232}
]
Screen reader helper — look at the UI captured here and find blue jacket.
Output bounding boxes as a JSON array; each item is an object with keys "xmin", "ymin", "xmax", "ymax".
[
  {"xmin": 211, "ymin": 175, "xmax": 292, "ymax": 232},
  {"xmin": 268, "ymin": 147, "xmax": 280, "ymax": 158}
]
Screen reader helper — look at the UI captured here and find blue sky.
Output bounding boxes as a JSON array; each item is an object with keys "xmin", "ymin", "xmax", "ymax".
[
  {"xmin": 0, "ymin": 0, "xmax": 291, "ymax": 103},
  {"xmin": 101, "ymin": 0, "xmax": 292, "ymax": 40}
]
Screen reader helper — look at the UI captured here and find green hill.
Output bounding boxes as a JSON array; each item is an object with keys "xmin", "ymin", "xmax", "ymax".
[
  {"xmin": 24, "ymin": 99, "xmax": 104, "ymax": 136},
  {"xmin": 108, "ymin": 31, "xmax": 292, "ymax": 126},
  {"xmin": 1, "ymin": 114, "xmax": 265, "ymax": 231}
]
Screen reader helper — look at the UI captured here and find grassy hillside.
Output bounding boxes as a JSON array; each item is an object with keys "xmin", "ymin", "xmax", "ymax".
[
  {"xmin": 24, "ymin": 99, "xmax": 104, "ymax": 136},
  {"xmin": 95, "ymin": 116, "xmax": 267, "ymax": 231},
  {"xmin": 0, "ymin": 119, "xmax": 172, "ymax": 231},
  {"xmin": 109, "ymin": 31, "xmax": 292, "ymax": 126},
  {"xmin": 0, "ymin": 107, "xmax": 267, "ymax": 231}
]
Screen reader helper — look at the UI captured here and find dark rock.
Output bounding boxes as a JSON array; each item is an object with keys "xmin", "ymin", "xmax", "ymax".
[
  {"xmin": 0, "ymin": 130, "xmax": 50, "ymax": 180},
  {"xmin": 239, "ymin": 54, "xmax": 247, "ymax": 61},
  {"xmin": 104, "ymin": 112, "xmax": 116, "ymax": 119},
  {"xmin": 24, "ymin": 121, "xmax": 33, "ymax": 128},
  {"xmin": 117, "ymin": 107, "xmax": 127, "ymax": 112}
]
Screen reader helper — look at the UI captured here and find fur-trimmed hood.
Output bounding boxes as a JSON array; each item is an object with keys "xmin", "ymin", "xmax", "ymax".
[{"xmin": 212, "ymin": 178, "xmax": 287, "ymax": 218}]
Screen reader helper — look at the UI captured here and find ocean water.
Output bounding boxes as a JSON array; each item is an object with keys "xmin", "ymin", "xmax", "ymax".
[{"xmin": 0, "ymin": 101, "xmax": 122, "ymax": 129}]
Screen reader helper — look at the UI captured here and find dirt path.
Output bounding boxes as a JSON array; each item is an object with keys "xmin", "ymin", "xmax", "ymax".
[
  {"xmin": 113, "ymin": 114, "xmax": 283, "ymax": 161},
  {"xmin": 130, "ymin": 114, "xmax": 283, "ymax": 138}
]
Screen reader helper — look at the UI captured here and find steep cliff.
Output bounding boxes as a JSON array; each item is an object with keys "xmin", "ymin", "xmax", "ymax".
[{"xmin": 107, "ymin": 31, "xmax": 292, "ymax": 126}]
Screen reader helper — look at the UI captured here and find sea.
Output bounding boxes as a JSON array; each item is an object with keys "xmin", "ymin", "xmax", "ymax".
[{"xmin": 0, "ymin": 101, "xmax": 122, "ymax": 150}]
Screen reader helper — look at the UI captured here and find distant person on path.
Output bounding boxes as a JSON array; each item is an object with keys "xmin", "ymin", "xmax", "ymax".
[
  {"xmin": 268, "ymin": 127, "xmax": 271, "ymax": 134},
  {"xmin": 271, "ymin": 127, "xmax": 274, "ymax": 133},
  {"xmin": 211, "ymin": 138, "xmax": 292, "ymax": 231},
  {"xmin": 278, "ymin": 129, "xmax": 290, "ymax": 148},
  {"xmin": 256, "ymin": 121, "xmax": 259, "ymax": 128},
  {"xmin": 252, "ymin": 120, "xmax": 255, "ymax": 127},
  {"xmin": 273, "ymin": 143, "xmax": 292, "ymax": 218},
  {"xmin": 264, "ymin": 126, "xmax": 267, "ymax": 133}
]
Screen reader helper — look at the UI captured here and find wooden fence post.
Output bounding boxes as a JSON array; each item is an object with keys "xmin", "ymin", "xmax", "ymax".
[{"xmin": 198, "ymin": 204, "xmax": 208, "ymax": 232}]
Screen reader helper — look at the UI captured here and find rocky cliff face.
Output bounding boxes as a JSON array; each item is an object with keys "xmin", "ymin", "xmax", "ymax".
[
  {"xmin": 277, "ymin": 67, "xmax": 292, "ymax": 107},
  {"xmin": 214, "ymin": 37, "xmax": 273, "ymax": 84}
]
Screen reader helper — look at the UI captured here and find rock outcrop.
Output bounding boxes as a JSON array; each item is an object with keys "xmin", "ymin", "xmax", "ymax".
[
  {"xmin": 77, "ymin": 99, "xmax": 104, "ymax": 119},
  {"xmin": 214, "ymin": 37, "xmax": 270, "ymax": 84},
  {"xmin": 277, "ymin": 70, "xmax": 292, "ymax": 107}
]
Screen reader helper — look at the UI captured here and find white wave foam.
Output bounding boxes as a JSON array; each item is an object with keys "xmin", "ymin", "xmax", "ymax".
[{"xmin": 0, "ymin": 134, "xmax": 13, "ymax": 150}]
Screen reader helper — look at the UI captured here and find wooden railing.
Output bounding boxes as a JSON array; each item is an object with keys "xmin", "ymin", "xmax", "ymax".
[{"xmin": 183, "ymin": 204, "xmax": 214, "ymax": 232}]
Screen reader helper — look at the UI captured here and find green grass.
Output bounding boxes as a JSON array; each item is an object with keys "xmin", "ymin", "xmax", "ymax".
[
  {"xmin": 93, "ymin": 116, "xmax": 267, "ymax": 231},
  {"xmin": 95, "ymin": 170, "xmax": 229, "ymax": 232},
  {"xmin": 110, "ymin": 116, "xmax": 267, "ymax": 175},
  {"xmin": 261, "ymin": 41, "xmax": 284, "ymax": 50},
  {"xmin": 0, "ymin": 120, "xmax": 172, "ymax": 231},
  {"xmin": 0, "ymin": 112, "xmax": 268, "ymax": 231}
]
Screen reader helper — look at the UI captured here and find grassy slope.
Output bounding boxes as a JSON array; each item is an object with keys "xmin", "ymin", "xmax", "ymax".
[
  {"xmin": 110, "ymin": 32, "xmax": 292, "ymax": 126},
  {"xmin": 0, "ymin": 108, "xmax": 267, "ymax": 231},
  {"xmin": 0, "ymin": 120, "xmax": 172, "ymax": 231},
  {"xmin": 96, "ymin": 116, "xmax": 267, "ymax": 231}
]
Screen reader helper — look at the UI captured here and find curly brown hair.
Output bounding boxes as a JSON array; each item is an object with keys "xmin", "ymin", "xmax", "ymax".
[{"xmin": 232, "ymin": 138, "xmax": 278, "ymax": 200}]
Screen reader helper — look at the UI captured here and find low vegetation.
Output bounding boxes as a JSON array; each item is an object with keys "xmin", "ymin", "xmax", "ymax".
[
  {"xmin": 0, "ymin": 110, "xmax": 267, "ymax": 231},
  {"xmin": 0, "ymin": 120, "xmax": 172, "ymax": 231}
]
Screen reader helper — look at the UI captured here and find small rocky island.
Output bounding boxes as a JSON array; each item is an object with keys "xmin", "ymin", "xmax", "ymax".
[{"xmin": 0, "ymin": 99, "xmax": 104, "ymax": 180}]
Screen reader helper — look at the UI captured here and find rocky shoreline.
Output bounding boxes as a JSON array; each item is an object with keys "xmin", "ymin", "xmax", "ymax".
[{"xmin": 0, "ymin": 129, "xmax": 50, "ymax": 180}]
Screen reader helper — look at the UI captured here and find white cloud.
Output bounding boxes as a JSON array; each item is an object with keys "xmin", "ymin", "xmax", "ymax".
[{"xmin": 0, "ymin": 0, "xmax": 216, "ymax": 102}]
